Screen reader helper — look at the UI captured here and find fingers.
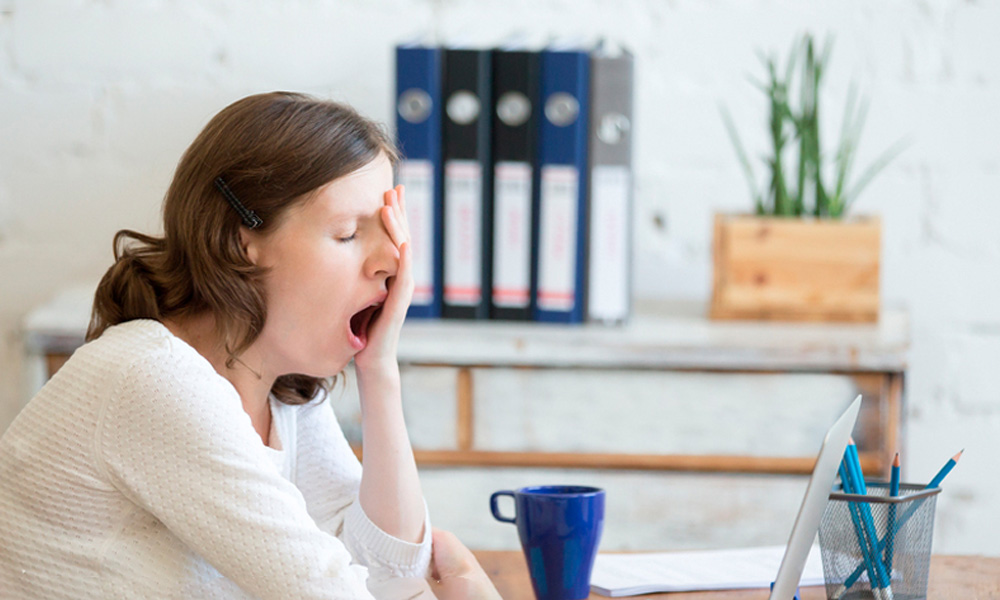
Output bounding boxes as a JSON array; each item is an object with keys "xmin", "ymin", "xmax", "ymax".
[
  {"xmin": 382, "ymin": 187, "xmax": 410, "ymax": 249},
  {"xmin": 380, "ymin": 240, "xmax": 413, "ymax": 322},
  {"xmin": 391, "ymin": 185, "xmax": 409, "ymax": 239},
  {"xmin": 395, "ymin": 241, "xmax": 412, "ymax": 293},
  {"xmin": 383, "ymin": 185, "xmax": 409, "ymax": 241},
  {"xmin": 381, "ymin": 206, "xmax": 404, "ymax": 248},
  {"xmin": 395, "ymin": 184, "xmax": 408, "ymax": 226}
]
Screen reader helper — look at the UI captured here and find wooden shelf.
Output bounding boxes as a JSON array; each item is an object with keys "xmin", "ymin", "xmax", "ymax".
[{"xmin": 24, "ymin": 286, "xmax": 908, "ymax": 476}]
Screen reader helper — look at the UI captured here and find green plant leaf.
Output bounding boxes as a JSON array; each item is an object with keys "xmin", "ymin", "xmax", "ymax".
[
  {"xmin": 723, "ymin": 31, "xmax": 904, "ymax": 219},
  {"xmin": 832, "ymin": 81, "xmax": 861, "ymax": 207},
  {"xmin": 719, "ymin": 103, "xmax": 764, "ymax": 211},
  {"xmin": 843, "ymin": 136, "xmax": 911, "ymax": 214}
]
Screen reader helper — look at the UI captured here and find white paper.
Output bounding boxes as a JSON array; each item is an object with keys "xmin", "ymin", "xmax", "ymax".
[
  {"xmin": 398, "ymin": 160, "xmax": 435, "ymax": 305},
  {"xmin": 492, "ymin": 161, "xmax": 532, "ymax": 308},
  {"xmin": 443, "ymin": 160, "xmax": 482, "ymax": 306},
  {"xmin": 590, "ymin": 545, "xmax": 825, "ymax": 597},
  {"xmin": 537, "ymin": 165, "xmax": 579, "ymax": 312}
]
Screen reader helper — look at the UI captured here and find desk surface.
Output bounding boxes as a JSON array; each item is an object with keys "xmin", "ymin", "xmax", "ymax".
[{"xmin": 472, "ymin": 551, "xmax": 1000, "ymax": 599}]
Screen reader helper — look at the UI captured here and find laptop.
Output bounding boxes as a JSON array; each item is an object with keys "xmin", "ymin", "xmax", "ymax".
[{"xmin": 768, "ymin": 394, "xmax": 862, "ymax": 600}]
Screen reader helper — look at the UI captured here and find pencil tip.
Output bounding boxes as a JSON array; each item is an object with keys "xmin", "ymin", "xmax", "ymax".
[
  {"xmin": 893, "ymin": 452, "xmax": 900, "ymax": 466},
  {"xmin": 954, "ymin": 449, "xmax": 964, "ymax": 461},
  {"xmin": 848, "ymin": 437, "xmax": 856, "ymax": 445}
]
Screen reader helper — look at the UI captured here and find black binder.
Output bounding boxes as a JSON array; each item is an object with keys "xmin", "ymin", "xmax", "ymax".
[
  {"xmin": 441, "ymin": 48, "xmax": 493, "ymax": 319},
  {"xmin": 490, "ymin": 49, "xmax": 540, "ymax": 321}
]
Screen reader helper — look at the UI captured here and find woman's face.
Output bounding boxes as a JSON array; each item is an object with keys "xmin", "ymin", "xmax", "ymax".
[{"xmin": 243, "ymin": 152, "xmax": 397, "ymax": 378}]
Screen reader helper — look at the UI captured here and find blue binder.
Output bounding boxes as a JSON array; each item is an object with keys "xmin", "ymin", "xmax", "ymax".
[
  {"xmin": 395, "ymin": 43, "xmax": 443, "ymax": 319},
  {"xmin": 535, "ymin": 47, "xmax": 590, "ymax": 323}
]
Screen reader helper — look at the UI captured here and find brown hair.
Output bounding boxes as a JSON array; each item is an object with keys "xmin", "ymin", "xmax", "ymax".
[{"xmin": 88, "ymin": 91, "xmax": 399, "ymax": 405}]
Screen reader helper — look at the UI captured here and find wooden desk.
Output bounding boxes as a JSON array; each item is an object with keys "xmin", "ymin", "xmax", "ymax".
[{"xmin": 472, "ymin": 550, "xmax": 1000, "ymax": 599}]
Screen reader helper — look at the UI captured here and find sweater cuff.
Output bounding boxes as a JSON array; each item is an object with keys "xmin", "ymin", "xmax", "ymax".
[{"xmin": 344, "ymin": 497, "xmax": 432, "ymax": 573}]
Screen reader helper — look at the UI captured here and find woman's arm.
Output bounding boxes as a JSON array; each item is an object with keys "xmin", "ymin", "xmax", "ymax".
[
  {"xmin": 356, "ymin": 366, "xmax": 425, "ymax": 543},
  {"xmin": 292, "ymin": 395, "xmax": 432, "ymax": 589},
  {"xmin": 352, "ymin": 185, "xmax": 426, "ymax": 544}
]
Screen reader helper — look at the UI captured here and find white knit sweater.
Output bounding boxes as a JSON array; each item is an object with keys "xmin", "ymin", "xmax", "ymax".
[{"xmin": 0, "ymin": 320, "xmax": 433, "ymax": 599}]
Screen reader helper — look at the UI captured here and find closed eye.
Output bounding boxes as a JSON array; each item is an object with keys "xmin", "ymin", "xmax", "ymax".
[{"xmin": 337, "ymin": 232, "xmax": 358, "ymax": 243}]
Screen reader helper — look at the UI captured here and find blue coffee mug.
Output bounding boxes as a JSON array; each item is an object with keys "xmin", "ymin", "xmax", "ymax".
[{"xmin": 490, "ymin": 485, "xmax": 605, "ymax": 600}]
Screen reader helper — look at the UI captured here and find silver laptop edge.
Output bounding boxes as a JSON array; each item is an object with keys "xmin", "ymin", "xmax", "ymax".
[{"xmin": 768, "ymin": 395, "xmax": 862, "ymax": 600}]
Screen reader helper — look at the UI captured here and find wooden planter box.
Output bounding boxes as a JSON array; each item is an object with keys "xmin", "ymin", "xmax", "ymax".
[{"xmin": 710, "ymin": 215, "xmax": 880, "ymax": 322}]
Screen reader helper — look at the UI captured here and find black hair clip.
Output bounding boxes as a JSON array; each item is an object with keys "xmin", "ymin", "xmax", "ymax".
[{"xmin": 214, "ymin": 176, "xmax": 263, "ymax": 229}]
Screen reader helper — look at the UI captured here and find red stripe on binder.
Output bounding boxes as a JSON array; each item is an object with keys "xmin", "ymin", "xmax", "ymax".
[
  {"xmin": 538, "ymin": 291, "xmax": 574, "ymax": 300},
  {"xmin": 493, "ymin": 288, "xmax": 529, "ymax": 301},
  {"xmin": 445, "ymin": 286, "xmax": 482, "ymax": 301}
]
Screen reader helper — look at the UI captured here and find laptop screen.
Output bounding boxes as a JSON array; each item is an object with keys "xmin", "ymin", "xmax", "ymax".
[{"xmin": 768, "ymin": 395, "xmax": 862, "ymax": 600}]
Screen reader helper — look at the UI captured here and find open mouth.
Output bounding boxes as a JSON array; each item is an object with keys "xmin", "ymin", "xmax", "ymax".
[{"xmin": 348, "ymin": 303, "xmax": 382, "ymax": 350}]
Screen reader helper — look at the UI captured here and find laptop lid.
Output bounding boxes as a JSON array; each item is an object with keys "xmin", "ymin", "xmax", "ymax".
[{"xmin": 768, "ymin": 395, "xmax": 862, "ymax": 600}]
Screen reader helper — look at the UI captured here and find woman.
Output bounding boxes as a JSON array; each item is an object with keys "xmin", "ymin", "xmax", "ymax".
[{"xmin": 0, "ymin": 92, "xmax": 499, "ymax": 600}]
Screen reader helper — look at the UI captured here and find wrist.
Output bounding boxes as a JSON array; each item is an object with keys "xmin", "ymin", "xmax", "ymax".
[
  {"xmin": 355, "ymin": 359, "xmax": 400, "ymax": 387},
  {"xmin": 354, "ymin": 350, "xmax": 399, "ymax": 376},
  {"xmin": 355, "ymin": 362, "xmax": 402, "ymax": 410}
]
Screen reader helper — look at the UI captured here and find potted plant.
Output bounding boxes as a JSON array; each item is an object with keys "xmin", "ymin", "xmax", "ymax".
[{"xmin": 711, "ymin": 34, "xmax": 907, "ymax": 322}]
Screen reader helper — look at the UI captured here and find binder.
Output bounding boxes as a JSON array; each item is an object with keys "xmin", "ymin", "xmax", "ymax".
[
  {"xmin": 535, "ymin": 46, "xmax": 590, "ymax": 323},
  {"xmin": 586, "ymin": 45, "xmax": 634, "ymax": 324},
  {"xmin": 441, "ymin": 48, "xmax": 493, "ymax": 319},
  {"xmin": 490, "ymin": 48, "xmax": 540, "ymax": 321},
  {"xmin": 395, "ymin": 43, "xmax": 443, "ymax": 319}
]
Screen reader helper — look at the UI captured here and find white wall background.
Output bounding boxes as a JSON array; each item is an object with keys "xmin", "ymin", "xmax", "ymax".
[{"xmin": 1, "ymin": 0, "xmax": 998, "ymax": 556}]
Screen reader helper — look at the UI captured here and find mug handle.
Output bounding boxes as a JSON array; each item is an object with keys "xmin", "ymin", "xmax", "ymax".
[{"xmin": 490, "ymin": 491, "xmax": 516, "ymax": 524}]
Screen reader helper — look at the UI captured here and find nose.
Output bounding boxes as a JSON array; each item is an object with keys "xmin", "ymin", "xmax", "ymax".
[{"xmin": 363, "ymin": 225, "xmax": 400, "ymax": 282}]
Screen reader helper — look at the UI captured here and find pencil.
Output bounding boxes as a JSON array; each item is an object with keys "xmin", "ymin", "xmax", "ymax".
[
  {"xmin": 927, "ymin": 449, "xmax": 962, "ymax": 489},
  {"xmin": 889, "ymin": 449, "xmax": 963, "ymax": 531},
  {"xmin": 884, "ymin": 453, "xmax": 900, "ymax": 577},
  {"xmin": 846, "ymin": 439, "xmax": 893, "ymax": 597},
  {"xmin": 840, "ymin": 449, "xmax": 963, "ymax": 593},
  {"xmin": 836, "ymin": 460, "xmax": 884, "ymax": 600}
]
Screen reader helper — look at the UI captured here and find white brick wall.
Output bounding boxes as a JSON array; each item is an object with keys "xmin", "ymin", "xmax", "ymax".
[{"xmin": 1, "ymin": 0, "xmax": 998, "ymax": 555}]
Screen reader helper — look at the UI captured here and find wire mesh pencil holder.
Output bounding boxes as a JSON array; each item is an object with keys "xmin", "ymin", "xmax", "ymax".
[{"xmin": 818, "ymin": 482, "xmax": 940, "ymax": 600}]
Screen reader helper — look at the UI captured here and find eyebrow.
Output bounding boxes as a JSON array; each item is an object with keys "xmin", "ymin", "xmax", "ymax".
[{"xmin": 326, "ymin": 205, "xmax": 379, "ymax": 225}]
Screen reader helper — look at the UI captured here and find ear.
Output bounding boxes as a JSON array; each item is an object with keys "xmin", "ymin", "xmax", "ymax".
[{"xmin": 239, "ymin": 228, "xmax": 261, "ymax": 265}]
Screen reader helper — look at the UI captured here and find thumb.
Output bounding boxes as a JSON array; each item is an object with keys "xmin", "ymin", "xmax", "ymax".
[{"xmin": 430, "ymin": 528, "xmax": 475, "ymax": 579}]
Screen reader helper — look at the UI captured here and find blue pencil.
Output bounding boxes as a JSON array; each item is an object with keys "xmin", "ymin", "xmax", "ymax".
[
  {"xmin": 927, "ymin": 449, "xmax": 962, "ymax": 489},
  {"xmin": 884, "ymin": 453, "xmax": 900, "ymax": 576},
  {"xmin": 839, "ymin": 449, "xmax": 963, "ymax": 593},
  {"xmin": 835, "ymin": 460, "xmax": 883, "ymax": 600},
  {"xmin": 845, "ymin": 439, "xmax": 893, "ymax": 596}
]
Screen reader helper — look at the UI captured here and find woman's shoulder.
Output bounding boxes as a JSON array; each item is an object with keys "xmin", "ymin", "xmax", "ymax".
[
  {"xmin": 82, "ymin": 319, "xmax": 226, "ymax": 392},
  {"xmin": 93, "ymin": 318, "xmax": 176, "ymax": 348},
  {"xmin": 91, "ymin": 319, "xmax": 202, "ymax": 362},
  {"xmin": 92, "ymin": 321, "xmax": 246, "ymax": 441}
]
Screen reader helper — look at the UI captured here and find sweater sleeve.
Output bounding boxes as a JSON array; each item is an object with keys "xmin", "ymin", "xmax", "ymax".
[
  {"xmin": 96, "ymin": 350, "xmax": 375, "ymax": 600},
  {"xmin": 293, "ymin": 396, "xmax": 434, "ymax": 592}
]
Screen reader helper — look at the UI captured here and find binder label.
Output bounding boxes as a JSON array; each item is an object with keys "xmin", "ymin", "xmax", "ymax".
[
  {"xmin": 589, "ymin": 165, "xmax": 631, "ymax": 321},
  {"xmin": 444, "ymin": 160, "xmax": 482, "ymax": 306},
  {"xmin": 398, "ymin": 160, "xmax": 435, "ymax": 305},
  {"xmin": 492, "ymin": 162, "xmax": 532, "ymax": 308},
  {"xmin": 537, "ymin": 165, "xmax": 579, "ymax": 312}
]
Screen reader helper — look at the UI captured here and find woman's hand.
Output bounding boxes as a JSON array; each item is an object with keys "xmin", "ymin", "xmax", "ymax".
[
  {"xmin": 354, "ymin": 184, "xmax": 412, "ymax": 378},
  {"xmin": 352, "ymin": 184, "xmax": 425, "ymax": 543},
  {"xmin": 427, "ymin": 529, "xmax": 502, "ymax": 600}
]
